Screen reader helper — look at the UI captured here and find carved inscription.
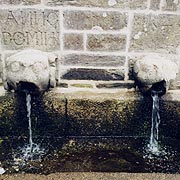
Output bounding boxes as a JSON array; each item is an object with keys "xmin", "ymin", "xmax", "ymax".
[{"xmin": 0, "ymin": 9, "xmax": 60, "ymax": 51}]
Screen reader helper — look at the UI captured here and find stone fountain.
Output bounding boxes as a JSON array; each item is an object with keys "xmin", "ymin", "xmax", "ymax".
[
  {"xmin": 133, "ymin": 54, "xmax": 179, "ymax": 95},
  {"xmin": 133, "ymin": 54, "xmax": 179, "ymax": 154},
  {"xmin": 3, "ymin": 49, "xmax": 57, "ymax": 93}
]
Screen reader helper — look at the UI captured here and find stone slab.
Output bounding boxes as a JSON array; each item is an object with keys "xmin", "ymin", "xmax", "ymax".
[
  {"xmin": 63, "ymin": 33, "xmax": 83, "ymax": 50},
  {"xmin": 64, "ymin": 11, "xmax": 128, "ymax": 31},
  {"xmin": 0, "ymin": 9, "xmax": 60, "ymax": 51},
  {"xmin": 66, "ymin": 92, "xmax": 146, "ymax": 136},
  {"xmin": 87, "ymin": 34, "xmax": 126, "ymax": 51},
  {"xmin": 47, "ymin": 89, "xmax": 180, "ymax": 138},
  {"xmin": 162, "ymin": 0, "xmax": 180, "ymax": 11},
  {"xmin": 44, "ymin": 0, "xmax": 148, "ymax": 10},
  {"xmin": 61, "ymin": 68, "xmax": 125, "ymax": 80},
  {"xmin": 1, "ymin": 88, "xmax": 180, "ymax": 138},
  {"xmin": 96, "ymin": 82, "xmax": 135, "ymax": 89},
  {"xmin": 0, "ymin": 0, "xmax": 41, "ymax": 5},
  {"xmin": 62, "ymin": 54, "xmax": 126, "ymax": 67},
  {"xmin": 150, "ymin": 0, "xmax": 160, "ymax": 10},
  {"xmin": 130, "ymin": 14, "xmax": 180, "ymax": 54}
]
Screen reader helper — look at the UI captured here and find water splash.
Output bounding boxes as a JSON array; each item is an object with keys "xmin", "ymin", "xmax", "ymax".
[
  {"xmin": 17, "ymin": 93, "xmax": 45, "ymax": 161},
  {"xmin": 13, "ymin": 93, "xmax": 45, "ymax": 166},
  {"xmin": 148, "ymin": 90, "xmax": 161, "ymax": 154}
]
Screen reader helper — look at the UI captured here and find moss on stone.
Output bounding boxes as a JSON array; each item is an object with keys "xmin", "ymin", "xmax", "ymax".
[{"xmin": 0, "ymin": 90, "xmax": 179, "ymax": 139}]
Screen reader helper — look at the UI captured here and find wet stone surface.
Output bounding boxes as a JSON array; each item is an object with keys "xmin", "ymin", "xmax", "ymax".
[
  {"xmin": 1, "ymin": 91, "xmax": 180, "ymax": 138},
  {"xmin": 0, "ymin": 91, "xmax": 180, "ymax": 174},
  {"xmin": 0, "ymin": 92, "xmax": 66, "ymax": 137},
  {"xmin": 0, "ymin": 137, "xmax": 180, "ymax": 174}
]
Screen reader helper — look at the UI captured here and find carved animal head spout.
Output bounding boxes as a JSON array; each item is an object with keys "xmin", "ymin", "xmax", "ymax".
[
  {"xmin": 3, "ymin": 49, "xmax": 57, "ymax": 93},
  {"xmin": 133, "ymin": 54, "xmax": 179, "ymax": 96}
]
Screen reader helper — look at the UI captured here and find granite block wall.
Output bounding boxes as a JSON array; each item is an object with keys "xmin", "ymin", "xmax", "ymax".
[{"xmin": 0, "ymin": 0, "xmax": 180, "ymax": 89}]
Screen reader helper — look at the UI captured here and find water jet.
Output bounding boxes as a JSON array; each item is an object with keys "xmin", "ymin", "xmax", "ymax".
[
  {"xmin": 2, "ymin": 49, "xmax": 58, "ymax": 161},
  {"xmin": 133, "ymin": 54, "xmax": 179, "ymax": 154}
]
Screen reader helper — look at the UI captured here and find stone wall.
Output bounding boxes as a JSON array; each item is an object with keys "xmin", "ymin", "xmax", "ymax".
[{"xmin": 0, "ymin": 0, "xmax": 180, "ymax": 89}]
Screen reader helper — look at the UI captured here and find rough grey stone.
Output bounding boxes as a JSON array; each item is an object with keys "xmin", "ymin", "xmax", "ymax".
[
  {"xmin": 66, "ymin": 91, "xmax": 147, "ymax": 136},
  {"xmin": 96, "ymin": 82, "xmax": 135, "ymax": 89},
  {"xmin": 150, "ymin": 0, "xmax": 160, "ymax": 10},
  {"xmin": 87, "ymin": 34, "xmax": 126, "ymax": 51},
  {"xmin": 133, "ymin": 54, "xmax": 179, "ymax": 93},
  {"xmin": 0, "ymin": 54, "xmax": 2, "ymax": 81},
  {"xmin": 61, "ymin": 68, "xmax": 125, "ymax": 80},
  {"xmin": 130, "ymin": 14, "xmax": 180, "ymax": 54},
  {"xmin": 3, "ymin": 49, "xmax": 57, "ymax": 92},
  {"xmin": 0, "ymin": 9, "xmax": 60, "ymax": 51},
  {"xmin": 71, "ymin": 83, "xmax": 93, "ymax": 88},
  {"xmin": 0, "ymin": 0, "xmax": 41, "ymax": 5},
  {"xmin": 63, "ymin": 33, "xmax": 83, "ymax": 50},
  {"xmin": 128, "ymin": 55, "xmax": 144, "ymax": 81},
  {"xmin": 162, "ymin": 0, "xmax": 180, "ymax": 11},
  {"xmin": 44, "ymin": 0, "xmax": 148, "ymax": 9},
  {"xmin": 129, "ymin": 54, "xmax": 180, "ymax": 90},
  {"xmin": 64, "ymin": 11, "xmax": 128, "ymax": 30},
  {"xmin": 62, "ymin": 54, "xmax": 126, "ymax": 67},
  {"xmin": 57, "ymin": 82, "xmax": 68, "ymax": 88}
]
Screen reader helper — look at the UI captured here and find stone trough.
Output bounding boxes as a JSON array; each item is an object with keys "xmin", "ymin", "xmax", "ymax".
[{"xmin": 0, "ymin": 87, "xmax": 180, "ymax": 139}]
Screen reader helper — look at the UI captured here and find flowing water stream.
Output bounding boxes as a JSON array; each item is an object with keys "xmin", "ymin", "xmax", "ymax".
[
  {"xmin": 12, "ymin": 93, "xmax": 45, "ymax": 165},
  {"xmin": 148, "ymin": 90, "xmax": 161, "ymax": 154},
  {"xmin": 26, "ymin": 93, "xmax": 33, "ymax": 153}
]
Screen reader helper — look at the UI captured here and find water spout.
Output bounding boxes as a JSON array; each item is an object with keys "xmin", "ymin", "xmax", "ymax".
[
  {"xmin": 3, "ymin": 49, "xmax": 57, "ymax": 93},
  {"xmin": 18, "ymin": 82, "xmax": 40, "ymax": 94},
  {"xmin": 133, "ymin": 54, "xmax": 179, "ymax": 95}
]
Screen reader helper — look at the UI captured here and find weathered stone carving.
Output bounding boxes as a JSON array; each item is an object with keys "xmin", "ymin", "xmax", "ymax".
[
  {"xmin": 133, "ymin": 54, "xmax": 179, "ymax": 95},
  {"xmin": 0, "ymin": 9, "xmax": 60, "ymax": 51},
  {"xmin": 3, "ymin": 49, "xmax": 57, "ymax": 92}
]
